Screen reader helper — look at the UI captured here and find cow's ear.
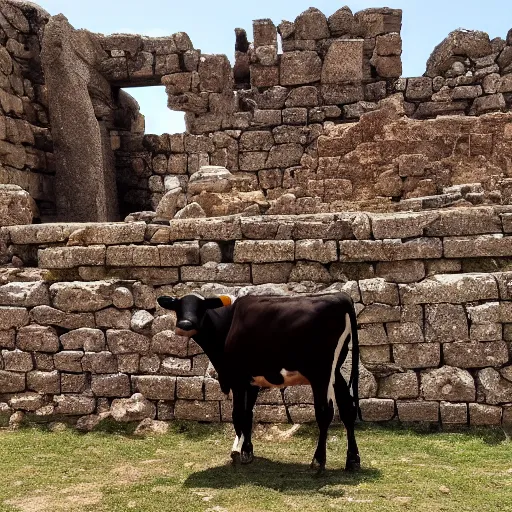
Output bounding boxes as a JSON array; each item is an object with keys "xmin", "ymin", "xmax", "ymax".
[
  {"xmin": 202, "ymin": 297, "xmax": 225, "ymax": 310},
  {"xmin": 157, "ymin": 296, "xmax": 179, "ymax": 311}
]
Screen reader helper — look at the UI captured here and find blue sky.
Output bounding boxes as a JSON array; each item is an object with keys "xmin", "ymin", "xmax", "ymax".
[{"xmin": 37, "ymin": 0, "xmax": 512, "ymax": 134}]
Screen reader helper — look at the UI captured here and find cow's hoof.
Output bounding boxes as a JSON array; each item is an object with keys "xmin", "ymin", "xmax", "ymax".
[
  {"xmin": 240, "ymin": 451, "xmax": 254, "ymax": 465},
  {"xmin": 345, "ymin": 454, "xmax": 361, "ymax": 472},
  {"xmin": 310, "ymin": 458, "xmax": 325, "ymax": 475},
  {"xmin": 231, "ymin": 451, "xmax": 241, "ymax": 465}
]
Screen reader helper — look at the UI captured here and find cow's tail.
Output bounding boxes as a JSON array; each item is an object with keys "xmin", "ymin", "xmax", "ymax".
[{"xmin": 347, "ymin": 305, "xmax": 361, "ymax": 421}]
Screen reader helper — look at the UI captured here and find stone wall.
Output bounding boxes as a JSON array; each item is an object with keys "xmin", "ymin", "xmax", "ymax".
[
  {"xmin": 0, "ymin": 206, "xmax": 512, "ymax": 427},
  {"xmin": 0, "ymin": 0, "xmax": 53, "ymax": 221}
]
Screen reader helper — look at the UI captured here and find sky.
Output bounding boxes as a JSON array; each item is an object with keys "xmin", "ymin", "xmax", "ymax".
[{"xmin": 36, "ymin": 0, "xmax": 512, "ymax": 135}]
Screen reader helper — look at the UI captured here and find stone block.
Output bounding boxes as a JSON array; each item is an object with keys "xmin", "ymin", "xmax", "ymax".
[
  {"xmin": 60, "ymin": 328, "xmax": 105, "ymax": 352},
  {"xmin": 282, "ymin": 108, "xmax": 308, "ymax": 125},
  {"xmin": 370, "ymin": 54, "xmax": 402, "ymax": 78},
  {"xmin": 53, "ymin": 351, "xmax": 83, "ymax": 372},
  {"xmin": 421, "ymin": 366, "xmax": 475, "ymax": 402},
  {"xmin": 174, "ymin": 400, "xmax": 220, "ymax": 421},
  {"xmin": 399, "ymin": 274, "xmax": 498, "ymax": 304},
  {"xmin": 295, "ymin": 7, "xmax": 329, "ymax": 39},
  {"xmin": 254, "ymin": 405, "xmax": 288, "ymax": 423},
  {"xmin": 321, "ymin": 39, "xmax": 364, "ymax": 83},
  {"xmin": 106, "ymin": 330, "xmax": 150, "ymax": 354},
  {"xmin": 468, "ymin": 403, "xmax": 502, "ymax": 426},
  {"xmin": 95, "ymin": 308, "xmax": 131, "ymax": 330},
  {"xmin": 478, "ymin": 367, "xmax": 512, "ymax": 405},
  {"xmin": 424, "ymin": 207, "xmax": 501, "ymax": 236},
  {"xmin": 117, "ymin": 354, "xmax": 139, "ymax": 373},
  {"xmin": 359, "ymin": 278, "xmax": 399, "ymax": 305},
  {"xmin": 253, "ymin": 18, "xmax": 278, "ymax": 46},
  {"xmin": 0, "ymin": 369, "xmax": 25, "ymax": 392},
  {"xmin": 289, "ymin": 262, "xmax": 331, "ymax": 283},
  {"xmin": 111, "ymin": 393, "xmax": 156, "ymax": 422},
  {"xmin": 0, "ymin": 281, "xmax": 49, "ymax": 308},
  {"xmin": 50, "ymin": 281, "xmax": 115, "ymax": 313},
  {"xmin": 82, "ymin": 351, "xmax": 117, "ymax": 374},
  {"xmin": 280, "ymin": 51, "xmax": 322, "ymax": 86},
  {"xmin": 360, "ymin": 345, "xmax": 390, "ymax": 364},
  {"xmin": 358, "ymin": 305, "xmax": 400, "ymax": 324},
  {"xmin": 371, "ymin": 211, "xmax": 435, "ymax": 239},
  {"xmin": 180, "ymin": 263, "xmax": 250, "ymax": 283},
  {"xmin": 0, "ymin": 307, "xmax": 29, "ymax": 329},
  {"xmin": 2, "ymin": 350, "xmax": 33, "ymax": 371},
  {"xmin": 321, "ymin": 83, "xmax": 364, "ymax": 104},
  {"xmin": 440, "ymin": 402, "xmax": 467, "ymax": 425},
  {"xmin": 176, "ymin": 376, "xmax": 204, "ymax": 400},
  {"xmin": 132, "ymin": 375, "xmax": 176, "ymax": 400},
  {"xmin": 54, "ymin": 395, "xmax": 96, "ymax": 416},
  {"xmin": 387, "ymin": 322, "xmax": 424, "ymax": 344},
  {"xmin": 393, "ymin": 343, "xmax": 440, "ymax": 369},
  {"xmin": 91, "ymin": 373, "xmax": 131, "ymax": 397},
  {"xmin": 359, "ymin": 398, "xmax": 395, "ymax": 421},
  {"xmin": 424, "ymin": 304, "xmax": 468, "ymax": 343},
  {"xmin": 61, "ymin": 373, "xmax": 88, "ymax": 393},
  {"xmin": 375, "ymin": 33, "xmax": 402, "ymax": 56},
  {"xmin": 288, "ymin": 404, "xmax": 316, "ymax": 423},
  {"xmin": 340, "ymin": 238, "xmax": 442, "ymax": 262},
  {"xmin": 375, "ymin": 260, "xmax": 425, "ymax": 284},
  {"xmin": 158, "ymin": 242, "xmax": 200, "ymax": 267},
  {"xmin": 445, "ymin": 235, "xmax": 512, "ymax": 258},
  {"xmin": 470, "ymin": 323, "xmax": 502, "ymax": 342},
  {"xmin": 295, "ymin": 239, "xmax": 337, "ymax": 263},
  {"xmin": 467, "ymin": 302, "xmax": 500, "ymax": 324},
  {"xmin": 252, "ymin": 263, "xmax": 293, "ymax": 285},
  {"xmin": 443, "ymin": 341, "xmax": 508, "ymax": 368},
  {"xmin": 0, "ymin": 184, "xmax": 32, "ymax": 226},
  {"xmin": 27, "ymin": 371, "xmax": 60, "ymax": 394},
  {"xmin": 405, "ymin": 77, "xmax": 433, "ymax": 100},
  {"xmin": 161, "ymin": 357, "xmax": 192, "ymax": 375},
  {"xmin": 17, "ymin": 325, "xmax": 59, "ymax": 353},
  {"xmin": 234, "ymin": 240, "xmax": 294, "ymax": 263},
  {"xmin": 378, "ymin": 372, "xmax": 419, "ymax": 399},
  {"xmin": 397, "ymin": 401, "xmax": 439, "ymax": 422},
  {"xmin": 39, "ymin": 246, "xmax": 106, "ymax": 269}
]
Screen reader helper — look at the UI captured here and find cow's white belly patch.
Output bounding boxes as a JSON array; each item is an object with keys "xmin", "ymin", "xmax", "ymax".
[{"xmin": 251, "ymin": 369, "xmax": 310, "ymax": 388}]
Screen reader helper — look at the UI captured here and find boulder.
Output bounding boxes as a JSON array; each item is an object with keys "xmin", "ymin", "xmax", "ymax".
[
  {"xmin": 110, "ymin": 393, "xmax": 157, "ymax": 422},
  {"xmin": 188, "ymin": 166, "xmax": 233, "ymax": 195},
  {"xmin": 174, "ymin": 202, "xmax": 206, "ymax": 219},
  {"xmin": 421, "ymin": 366, "xmax": 475, "ymax": 402},
  {"xmin": 134, "ymin": 418, "xmax": 169, "ymax": 436}
]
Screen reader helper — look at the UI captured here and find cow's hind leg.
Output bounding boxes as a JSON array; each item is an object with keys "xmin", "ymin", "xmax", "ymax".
[
  {"xmin": 310, "ymin": 381, "xmax": 334, "ymax": 475},
  {"xmin": 334, "ymin": 376, "xmax": 360, "ymax": 471},
  {"xmin": 231, "ymin": 385, "xmax": 259, "ymax": 465}
]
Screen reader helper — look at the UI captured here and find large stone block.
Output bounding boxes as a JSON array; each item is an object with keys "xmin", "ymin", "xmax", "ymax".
[
  {"xmin": 359, "ymin": 278, "xmax": 399, "ymax": 305},
  {"xmin": 174, "ymin": 400, "xmax": 220, "ymax": 421},
  {"xmin": 54, "ymin": 351, "xmax": 83, "ymax": 372},
  {"xmin": 444, "ymin": 235, "xmax": 512, "ymax": 258},
  {"xmin": 0, "ymin": 369, "xmax": 25, "ymax": 392},
  {"xmin": 95, "ymin": 308, "xmax": 131, "ymax": 330},
  {"xmin": 30, "ymin": 306, "xmax": 95, "ymax": 330},
  {"xmin": 181, "ymin": 263, "xmax": 250, "ymax": 283},
  {"xmin": 158, "ymin": 242, "xmax": 200, "ymax": 266},
  {"xmin": 68, "ymin": 223, "xmax": 146, "ymax": 245},
  {"xmin": 424, "ymin": 207, "xmax": 501, "ymax": 236},
  {"xmin": 111, "ymin": 393, "xmax": 156, "ymax": 421},
  {"xmin": 82, "ymin": 351, "xmax": 117, "ymax": 374},
  {"xmin": 0, "ymin": 281, "xmax": 49, "ymax": 307},
  {"xmin": 399, "ymin": 274, "xmax": 498, "ymax": 304},
  {"xmin": 477, "ymin": 367, "xmax": 512, "ymax": 405},
  {"xmin": 421, "ymin": 366, "xmax": 475, "ymax": 402},
  {"xmin": 132, "ymin": 375, "xmax": 176, "ymax": 400},
  {"xmin": 397, "ymin": 401, "xmax": 438, "ymax": 422},
  {"xmin": 295, "ymin": 239, "xmax": 337, "ymax": 263},
  {"xmin": 378, "ymin": 372, "xmax": 419, "ymax": 399},
  {"xmin": 91, "ymin": 373, "xmax": 131, "ymax": 397},
  {"xmin": 151, "ymin": 331, "xmax": 188, "ymax": 356},
  {"xmin": 39, "ymin": 246, "xmax": 106, "ymax": 269},
  {"xmin": 0, "ymin": 184, "xmax": 33, "ymax": 226},
  {"xmin": 321, "ymin": 40, "xmax": 364, "ymax": 83},
  {"xmin": 50, "ymin": 281, "xmax": 115, "ymax": 312},
  {"xmin": 106, "ymin": 330, "xmax": 150, "ymax": 354},
  {"xmin": 469, "ymin": 403, "xmax": 502, "ymax": 426},
  {"xmin": 375, "ymin": 260, "xmax": 425, "ymax": 284},
  {"xmin": 440, "ymin": 402, "xmax": 468, "ymax": 425},
  {"xmin": 234, "ymin": 240, "xmax": 295, "ymax": 263},
  {"xmin": 54, "ymin": 395, "xmax": 96, "ymax": 415},
  {"xmin": 17, "ymin": 325, "xmax": 59, "ymax": 353},
  {"xmin": 424, "ymin": 304, "xmax": 468, "ymax": 343},
  {"xmin": 359, "ymin": 398, "xmax": 395, "ymax": 421},
  {"xmin": 393, "ymin": 343, "xmax": 440, "ymax": 369},
  {"xmin": 27, "ymin": 371, "xmax": 60, "ymax": 394},
  {"xmin": 340, "ymin": 238, "xmax": 442, "ymax": 262},
  {"xmin": 2, "ymin": 350, "xmax": 33, "ymax": 371},
  {"xmin": 0, "ymin": 307, "xmax": 29, "ymax": 330},
  {"xmin": 371, "ymin": 211, "xmax": 437, "ymax": 239},
  {"xmin": 280, "ymin": 51, "xmax": 322, "ymax": 86},
  {"xmin": 443, "ymin": 341, "xmax": 508, "ymax": 368},
  {"xmin": 358, "ymin": 304, "xmax": 400, "ymax": 324}
]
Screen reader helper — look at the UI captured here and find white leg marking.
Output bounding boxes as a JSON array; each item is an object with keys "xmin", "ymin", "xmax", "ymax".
[
  {"xmin": 327, "ymin": 313, "xmax": 351, "ymax": 412},
  {"xmin": 231, "ymin": 434, "xmax": 244, "ymax": 454}
]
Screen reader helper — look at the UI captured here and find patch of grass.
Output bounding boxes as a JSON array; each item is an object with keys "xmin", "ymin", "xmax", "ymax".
[{"xmin": 0, "ymin": 422, "xmax": 511, "ymax": 512}]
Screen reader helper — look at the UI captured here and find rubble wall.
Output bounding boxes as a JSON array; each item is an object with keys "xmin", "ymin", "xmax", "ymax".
[
  {"xmin": 0, "ymin": 1, "xmax": 53, "ymax": 220},
  {"xmin": 1, "ymin": 206, "xmax": 512, "ymax": 427}
]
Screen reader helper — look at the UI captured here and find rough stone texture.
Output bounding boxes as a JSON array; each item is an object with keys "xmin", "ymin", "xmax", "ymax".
[
  {"xmin": 0, "ymin": 185, "xmax": 33, "ymax": 226},
  {"xmin": 111, "ymin": 393, "xmax": 156, "ymax": 422},
  {"xmin": 421, "ymin": 366, "xmax": 476, "ymax": 402},
  {"xmin": 359, "ymin": 398, "xmax": 395, "ymax": 421}
]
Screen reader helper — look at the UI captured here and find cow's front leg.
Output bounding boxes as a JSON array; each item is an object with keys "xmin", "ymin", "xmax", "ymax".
[
  {"xmin": 311, "ymin": 381, "xmax": 334, "ymax": 475},
  {"xmin": 231, "ymin": 385, "xmax": 259, "ymax": 465}
]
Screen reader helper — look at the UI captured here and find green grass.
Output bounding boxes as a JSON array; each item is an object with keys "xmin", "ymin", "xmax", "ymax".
[{"xmin": 0, "ymin": 421, "xmax": 511, "ymax": 512}]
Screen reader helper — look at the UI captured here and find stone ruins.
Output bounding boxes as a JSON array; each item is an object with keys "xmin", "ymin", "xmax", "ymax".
[{"xmin": 0, "ymin": 0, "xmax": 512, "ymax": 430}]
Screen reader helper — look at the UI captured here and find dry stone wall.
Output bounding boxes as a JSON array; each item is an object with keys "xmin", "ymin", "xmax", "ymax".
[
  {"xmin": 0, "ymin": 206, "xmax": 512, "ymax": 428},
  {"xmin": 0, "ymin": 1, "xmax": 53, "ymax": 221}
]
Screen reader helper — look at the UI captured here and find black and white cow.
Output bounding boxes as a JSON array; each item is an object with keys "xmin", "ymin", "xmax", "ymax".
[{"xmin": 157, "ymin": 292, "xmax": 360, "ymax": 473}]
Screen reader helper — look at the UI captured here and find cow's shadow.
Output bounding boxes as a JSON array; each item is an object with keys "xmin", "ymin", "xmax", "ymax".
[{"xmin": 184, "ymin": 457, "xmax": 381, "ymax": 494}]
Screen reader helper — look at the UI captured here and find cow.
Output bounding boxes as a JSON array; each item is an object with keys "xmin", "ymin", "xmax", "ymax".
[{"xmin": 157, "ymin": 292, "xmax": 361, "ymax": 473}]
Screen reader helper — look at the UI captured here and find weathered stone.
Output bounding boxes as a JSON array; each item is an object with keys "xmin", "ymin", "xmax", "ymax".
[
  {"xmin": 2, "ymin": 349, "xmax": 33, "ymax": 371},
  {"xmin": 27, "ymin": 370, "xmax": 60, "ymax": 394},
  {"xmin": 54, "ymin": 351, "xmax": 83, "ymax": 372},
  {"xmin": 0, "ymin": 307, "xmax": 29, "ymax": 330},
  {"xmin": 82, "ymin": 351, "xmax": 117, "ymax": 374},
  {"xmin": 321, "ymin": 40, "xmax": 363, "ymax": 83},
  {"xmin": 295, "ymin": 239, "xmax": 337, "ymax": 263},
  {"xmin": 421, "ymin": 366, "xmax": 475, "ymax": 402},
  {"xmin": 16, "ymin": 325, "xmax": 59, "ymax": 353},
  {"xmin": 107, "ymin": 330, "xmax": 150, "ymax": 354},
  {"xmin": 378, "ymin": 372, "xmax": 419, "ymax": 399},
  {"xmin": 359, "ymin": 398, "xmax": 395, "ymax": 421},
  {"xmin": 130, "ymin": 310, "xmax": 154, "ymax": 334},
  {"xmin": 181, "ymin": 263, "xmax": 250, "ymax": 283},
  {"xmin": 151, "ymin": 331, "xmax": 188, "ymax": 357},
  {"xmin": 0, "ymin": 369, "xmax": 25, "ymax": 392},
  {"xmin": 469, "ymin": 403, "xmax": 502, "ymax": 425},
  {"xmin": 375, "ymin": 260, "xmax": 425, "ymax": 284},
  {"xmin": 387, "ymin": 322, "xmax": 424, "ymax": 344},
  {"xmin": 470, "ymin": 323, "xmax": 501, "ymax": 342},
  {"xmin": 359, "ymin": 278, "xmax": 399, "ymax": 305},
  {"xmin": 95, "ymin": 308, "xmax": 131, "ymax": 329},
  {"xmin": 132, "ymin": 376, "xmax": 176, "ymax": 400},
  {"xmin": 91, "ymin": 373, "xmax": 131, "ymax": 397},
  {"xmin": 360, "ymin": 345, "xmax": 390, "ymax": 364},
  {"xmin": 424, "ymin": 208, "xmax": 501, "ymax": 236},
  {"xmin": 397, "ymin": 401, "xmax": 439, "ymax": 422},
  {"xmin": 112, "ymin": 287, "xmax": 134, "ymax": 309},
  {"xmin": 174, "ymin": 203, "xmax": 206, "ymax": 219},
  {"xmin": 440, "ymin": 401, "xmax": 467, "ymax": 424},
  {"xmin": 252, "ymin": 263, "xmax": 293, "ymax": 285},
  {"xmin": 358, "ymin": 304, "xmax": 400, "ymax": 324},
  {"xmin": 54, "ymin": 395, "xmax": 95, "ymax": 416},
  {"xmin": 60, "ymin": 328, "xmax": 105, "ymax": 352},
  {"xmin": 50, "ymin": 281, "xmax": 115, "ymax": 312},
  {"xmin": 400, "ymin": 274, "xmax": 498, "ymax": 304},
  {"xmin": 443, "ymin": 341, "xmax": 508, "ymax": 368},
  {"xmin": 280, "ymin": 51, "xmax": 322, "ymax": 86},
  {"xmin": 424, "ymin": 304, "xmax": 468, "ymax": 343},
  {"xmin": 234, "ymin": 240, "xmax": 295, "ymax": 263},
  {"xmin": 174, "ymin": 400, "xmax": 219, "ymax": 421},
  {"xmin": 0, "ymin": 185, "xmax": 33, "ymax": 227},
  {"xmin": 111, "ymin": 393, "xmax": 156, "ymax": 421},
  {"xmin": 477, "ymin": 367, "xmax": 512, "ymax": 404},
  {"xmin": 393, "ymin": 343, "xmax": 440, "ymax": 369}
]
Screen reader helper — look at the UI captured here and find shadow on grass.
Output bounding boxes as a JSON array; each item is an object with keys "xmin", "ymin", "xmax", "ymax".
[{"xmin": 184, "ymin": 457, "xmax": 381, "ymax": 494}]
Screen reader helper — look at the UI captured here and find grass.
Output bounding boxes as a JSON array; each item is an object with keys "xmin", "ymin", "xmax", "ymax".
[{"xmin": 0, "ymin": 421, "xmax": 511, "ymax": 512}]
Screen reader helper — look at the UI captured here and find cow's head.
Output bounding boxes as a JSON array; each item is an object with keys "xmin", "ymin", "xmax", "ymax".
[{"xmin": 157, "ymin": 294, "xmax": 232, "ymax": 337}]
